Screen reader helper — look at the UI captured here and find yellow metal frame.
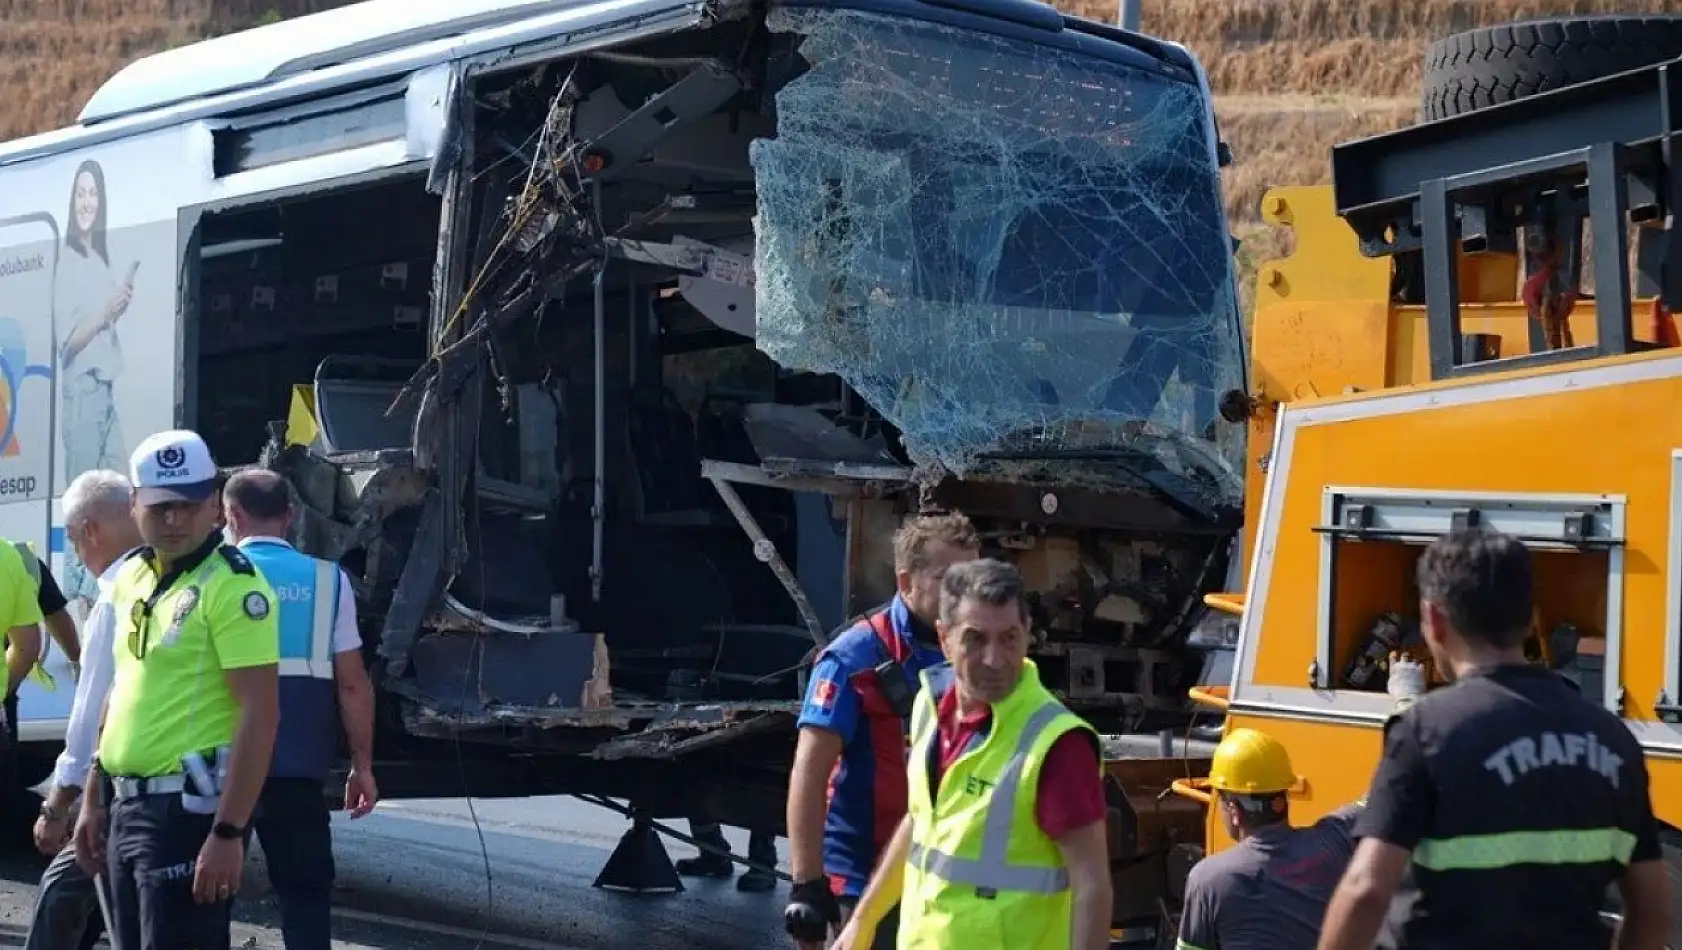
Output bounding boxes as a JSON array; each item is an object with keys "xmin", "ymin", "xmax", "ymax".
[{"xmin": 1197, "ymin": 183, "xmax": 1681, "ymax": 856}]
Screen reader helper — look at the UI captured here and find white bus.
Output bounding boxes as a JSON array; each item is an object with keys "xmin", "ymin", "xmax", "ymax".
[{"xmin": 0, "ymin": 0, "xmax": 1244, "ymax": 898}]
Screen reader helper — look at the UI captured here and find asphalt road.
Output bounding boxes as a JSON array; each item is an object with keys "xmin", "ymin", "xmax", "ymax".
[{"xmin": 0, "ymin": 796, "xmax": 792, "ymax": 950}]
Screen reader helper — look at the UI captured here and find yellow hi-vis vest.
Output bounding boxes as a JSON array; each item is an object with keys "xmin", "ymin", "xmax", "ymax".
[
  {"xmin": 7, "ymin": 541, "xmax": 54, "ymax": 691},
  {"xmin": 899, "ymin": 659, "xmax": 1099, "ymax": 950}
]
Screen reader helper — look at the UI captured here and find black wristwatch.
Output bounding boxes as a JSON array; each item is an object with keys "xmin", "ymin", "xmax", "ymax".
[
  {"xmin": 39, "ymin": 802, "xmax": 64, "ymax": 822},
  {"xmin": 211, "ymin": 821, "xmax": 245, "ymax": 840}
]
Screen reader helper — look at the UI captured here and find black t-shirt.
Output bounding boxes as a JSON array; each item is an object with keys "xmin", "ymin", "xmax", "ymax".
[
  {"xmin": 35, "ymin": 557, "xmax": 66, "ymax": 616},
  {"xmin": 1354, "ymin": 664, "xmax": 1659, "ymax": 950}
]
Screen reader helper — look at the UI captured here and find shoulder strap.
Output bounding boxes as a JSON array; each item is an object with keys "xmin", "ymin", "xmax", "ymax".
[
  {"xmin": 216, "ymin": 543, "xmax": 256, "ymax": 576},
  {"xmin": 864, "ymin": 608, "xmax": 919, "ymax": 725},
  {"xmin": 866, "ymin": 609, "xmax": 898, "ymax": 655},
  {"xmin": 310, "ymin": 558, "xmax": 338, "ymax": 663}
]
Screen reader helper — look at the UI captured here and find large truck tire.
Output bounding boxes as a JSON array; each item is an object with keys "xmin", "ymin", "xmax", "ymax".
[{"xmin": 1421, "ymin": 16, "xmax": 1682, "ymax": 121}]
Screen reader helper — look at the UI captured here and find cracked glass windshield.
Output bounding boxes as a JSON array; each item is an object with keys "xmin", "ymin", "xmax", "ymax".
[{"xmin": 752, "ymin": 7, "xmax": 1244, "ymax": 508}]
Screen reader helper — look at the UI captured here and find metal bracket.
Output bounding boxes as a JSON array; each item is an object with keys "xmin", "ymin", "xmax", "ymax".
[
  {"xmin": 583, "ymin": 61, "xmax": 744, "ymax": 182},
  {"xmin": 1334, "ymin": 58, "xmax": 1682, "ymax": 258},
  {"xmin": 1656, "ymin": 689, "xmax": 1682, "ymax": 724},
  {"xmin": 705, "ymin": 472, "xmax": 827, "ymax": 649},
  {"xmin": 1413, "ymin": 144, "xmax": 1645, "ymax": 380},
  {"xmin": 1329, "ymin": 58, "xmax": 1682, "ymax": 376}
]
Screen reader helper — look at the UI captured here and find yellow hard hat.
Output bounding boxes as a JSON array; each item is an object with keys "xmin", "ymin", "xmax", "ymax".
[{"xmin": 1208, "ymin": 727, "xmax": 1295, "ymax": 795}]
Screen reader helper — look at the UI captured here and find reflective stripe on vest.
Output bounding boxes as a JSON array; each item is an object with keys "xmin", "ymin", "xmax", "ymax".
[
  {"xmin": 1414, "ymin": 827, "xmax": 1636, "ymax": 872},
  {"xmin": 906, "ymin": 700, "xmax": 1072, "ymax": 895},
  {"xmin": 15, "ymin": 542, "xmax": 38, "ymax": 588}
]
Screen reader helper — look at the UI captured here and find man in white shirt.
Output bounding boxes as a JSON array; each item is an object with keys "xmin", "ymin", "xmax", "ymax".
[{"xmin": 24, "ymin": 469, "xmax": 143, "ymax": 950}]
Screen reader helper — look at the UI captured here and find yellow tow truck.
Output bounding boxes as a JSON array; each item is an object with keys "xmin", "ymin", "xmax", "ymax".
[{"xmin": 1149, "ymin": 14, "xmax": 1682, "ymax": 946}]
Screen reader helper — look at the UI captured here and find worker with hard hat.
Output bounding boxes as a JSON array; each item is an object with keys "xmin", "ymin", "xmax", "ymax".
[
  {"xmin": 1177, "ymin": 653, "xmax": 1428, "ymax": 950},
  {"xmin": 1175, "ymin": 728, "xmax": 1362, "ymax": 950}
]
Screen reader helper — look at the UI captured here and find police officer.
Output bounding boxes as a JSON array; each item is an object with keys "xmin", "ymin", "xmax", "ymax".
[
  {"xmin": 1317, "ymin": 528, "xmax": 1672, "ymax": 949},
  {"xmin": 784, "ymin": 513, "xmax": 979, "ymax": 950},
  {"xmin": 222, "ymin": 467, "xmax": 379, "ymax": 950},
  {"xmin": 72, "ymin": 430, "xmax": 282, "ymax": 950},
  {"xmin": 1177, "ymin": 729, "xmax": 1362, "ymax": 950},
  {"xmin": 834, "ymin": 559, "xmax": 1113, "ymax": 950}
]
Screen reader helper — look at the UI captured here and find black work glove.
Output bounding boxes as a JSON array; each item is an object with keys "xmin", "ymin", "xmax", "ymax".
[{"xmin": 784, "ymin": 877, "xmax": 840, "ymax": 942}]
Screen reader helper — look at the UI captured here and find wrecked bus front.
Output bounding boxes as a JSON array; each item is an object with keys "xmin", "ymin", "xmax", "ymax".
[
  {"xmin": 754, "ymin": 1, "xmax": 1246, "ymax": 493},
  {"xmin": 65, "ymin": 0, "xmax": 1255, "ymax": 823}
]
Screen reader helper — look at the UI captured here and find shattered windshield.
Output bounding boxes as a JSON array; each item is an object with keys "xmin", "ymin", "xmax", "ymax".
[{"xmin": 751, "ymin": 7, "xmax": 1244, "ymax": 507}]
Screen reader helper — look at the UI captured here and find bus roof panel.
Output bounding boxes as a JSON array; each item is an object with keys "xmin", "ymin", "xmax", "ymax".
[{"xmin": 78, "ymin": 0, "xmax": 576, "ymax": 126}]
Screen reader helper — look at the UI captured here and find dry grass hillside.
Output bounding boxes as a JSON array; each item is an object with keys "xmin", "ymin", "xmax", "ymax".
[
  {"xmin": 5, "ymin": 0, "xmax": 1677, "ymax": 278},
  {"xmin": 0, "ymin": 0, "xmax": 357, "ymax": 142}
]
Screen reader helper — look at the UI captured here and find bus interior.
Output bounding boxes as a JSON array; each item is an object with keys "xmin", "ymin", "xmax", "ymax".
[{"xmin": 178, "ymin": 1, "xmax": 1240, "ymax": 763}]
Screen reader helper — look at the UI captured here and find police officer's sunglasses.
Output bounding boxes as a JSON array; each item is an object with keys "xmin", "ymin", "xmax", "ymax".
[{"xmin": 128, "ymin": 601, "xmax": 155, "ymax": 660}]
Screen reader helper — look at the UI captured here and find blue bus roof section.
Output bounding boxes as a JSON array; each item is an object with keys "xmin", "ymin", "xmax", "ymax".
[
  {"xmin": 80, "ymin": 0, "xmax": 1197, "ymax": 130},
  {"xmin": 79, "ymin": 0, "xmax": 581, "ymax": 125},
  {"xmin": 860, "ymin": 0, "xmax": 1199, "ymax": 77}
]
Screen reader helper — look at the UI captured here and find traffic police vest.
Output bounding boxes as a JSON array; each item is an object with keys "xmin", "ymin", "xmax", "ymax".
[
  {"xmin": 9, "ymin": 541, "xmax": 54, "ymax": 691},
  {"xmin": 6, "ymin": 541, "xmax": 35, "ymax": 652},
  {"xmin": 899, "ymin": 659, "xmax": 1097, "ymax": 950},
  {"xmin": 241, "ymin": 539, "xmax": 340, "ymax": 781}
]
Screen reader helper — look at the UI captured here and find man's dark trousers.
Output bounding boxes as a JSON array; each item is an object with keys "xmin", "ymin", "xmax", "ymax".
[
  {"xmin": 24, "ymin": 842, "xmax": 104, "ymax": 950},
  {"xmin": 253, "ymin": 777, "xmax": 334, "ymax": 950},
  {"xmin": 107, "ymin": 793, "xmax": 234, "ymax": 950}
]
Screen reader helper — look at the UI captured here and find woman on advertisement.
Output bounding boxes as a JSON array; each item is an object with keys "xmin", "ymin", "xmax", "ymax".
[{"xmin": 54, "ymin": 159, "xmax": 134, "ymax": 604}]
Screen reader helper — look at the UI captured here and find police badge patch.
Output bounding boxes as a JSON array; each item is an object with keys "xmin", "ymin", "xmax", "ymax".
[
  {"xmin": 173, "ymin": 587, "xmax": 201, "ymax": 626},
  {"xmin": 243, "ymin": 591, "xmax": 270, "ymax": 620},
  {"xmin": 160, "ymin": 587, "xmax": 202, "ymax": 647}
]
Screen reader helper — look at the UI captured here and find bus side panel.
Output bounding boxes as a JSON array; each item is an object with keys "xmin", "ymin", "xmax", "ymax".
[
  {"xmin": 0, "ymin": 126, "xmax": 194, "ymax": 745},
  {"xmin": 0, "ymin": 209, "xmax": 69, "ymax": 741}
]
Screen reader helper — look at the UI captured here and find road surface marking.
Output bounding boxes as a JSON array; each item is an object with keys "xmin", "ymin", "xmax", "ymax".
[{"xmin": 330, "ymin": 906, "xmax": 586, "ymax": 950}]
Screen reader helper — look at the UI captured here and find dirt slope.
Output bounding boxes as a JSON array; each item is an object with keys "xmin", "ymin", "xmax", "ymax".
[
  {"xmin": 1128, "ymin": 0, "xmax": 1682, "ymax": 229},
  {"xmin": 6, "ymin": 1, "xmax": 1672, "ymax": 231},
  {"xmin": 0, "ymin": 0, "xmax": 356, "ymax": 142}
]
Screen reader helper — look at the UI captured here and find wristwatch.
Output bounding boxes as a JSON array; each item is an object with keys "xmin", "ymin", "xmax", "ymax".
[
  {"xmin": 38, "ymin": 802, "xmax": 63, "ymax": 822},
  {"xmin": 211, "ymin": 821, "xmax": 245, "ymax": 840}
]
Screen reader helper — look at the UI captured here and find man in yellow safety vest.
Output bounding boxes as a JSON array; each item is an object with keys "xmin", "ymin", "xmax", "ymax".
[
  {"xmin": 13, "ymin": 541, "xmax": 82, "ymax": 692},
  {"xmin": 832, "ymin": 558, "xmax": 1113, "ymax": 950}
]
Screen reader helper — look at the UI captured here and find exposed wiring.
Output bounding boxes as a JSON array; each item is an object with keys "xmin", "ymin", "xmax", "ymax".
[
  {"xmin": 450, "ymin": 480, "xmax": 496, "ymax": 950},
  {"xmin": 425, "ymin": 64, "xmax": 594, "ymax": 947}
]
